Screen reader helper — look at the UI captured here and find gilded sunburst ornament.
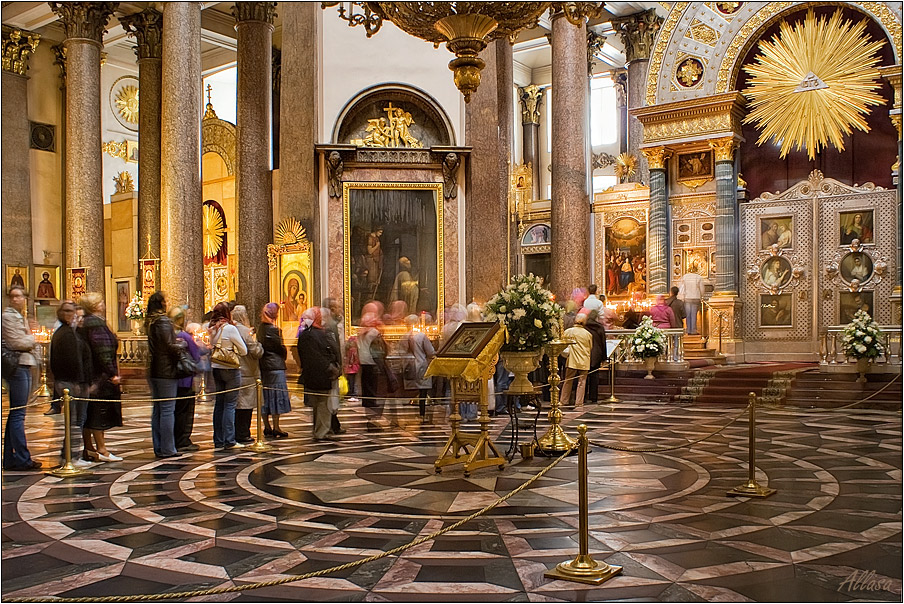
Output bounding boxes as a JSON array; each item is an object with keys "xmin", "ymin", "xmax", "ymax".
[
  {"xmin": 274, "ymin": 217, "xmax": 307, "ymax": 246},
  {"xmin": 114, "ymin": 84, "xmax": 139, "ymax": 124},
  {"xmin": 614, "ymin": 153, "xmax": 637, "ymax": 183},
  {"xmin": 742, "ymin": 9, "xmax": 886, "ymax": 160},
  {"xmin": 203, "ymin": 204, "xmax": 226, "ymax": 258}
]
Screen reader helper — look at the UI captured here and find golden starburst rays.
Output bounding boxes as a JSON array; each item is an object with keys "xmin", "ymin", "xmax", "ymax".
[
  {"xmin": 114, "ymin": 84, "xmax": 139, "ymax": 124},
  {"xmin": 742, "ymin": 9, "xmax": 886, "ymax": 160},
  {"xmin": 203, "ymin": 204, "xmax": 225, "ymax": 258},
  {"xmin": 614, "ymin": 153, "xmax": 637, "ymax": 182}
]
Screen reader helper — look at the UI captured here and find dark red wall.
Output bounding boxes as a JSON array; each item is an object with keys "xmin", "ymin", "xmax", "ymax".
[{"xmin": 737, "ymin": 6, "xmax": 897, "ymax": 199}]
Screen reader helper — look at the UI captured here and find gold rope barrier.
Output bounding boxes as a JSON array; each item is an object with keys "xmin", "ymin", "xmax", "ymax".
[
  {"xmin": 727, "ymin": 392, "xmax": 776, "ymax": 498},
  {"xmin": 5, "ymin": 450, "xmax": 572, "ymax": 603}
]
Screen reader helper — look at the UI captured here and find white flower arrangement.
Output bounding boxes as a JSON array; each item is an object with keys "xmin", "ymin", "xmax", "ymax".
[
  {"xmin": 629, "ymin": 316, "xmax": 667, "ymax": 359},
  {"xmin": 484, "ymin": 274, "xmax": 563, "ymax": 351},
  {"xmin": 125, "ymin": 292, "xmax": 145, "ymax": 321},
  {"xmin": 841, "ymin": 310, "xmax": 884, "ymax": 360}
]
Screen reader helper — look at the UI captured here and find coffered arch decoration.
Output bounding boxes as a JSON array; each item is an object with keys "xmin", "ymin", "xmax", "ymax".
[
  {"xmin": 647, "ymin": 1, "xmax": 903, "ymax": 107},
  {"xmin": 202, "ymin": 116, "xmax": 236, "ymax": 176},
  {"xmin": 333, "ymin": 83, "xmax": 456, "ymax": 148}
]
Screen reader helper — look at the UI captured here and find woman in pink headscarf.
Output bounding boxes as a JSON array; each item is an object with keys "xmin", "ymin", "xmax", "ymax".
[
  {"xmin": 257, "ymin": 302, "xmax": 290, "ymax": 437},
  {"xmin": 296, "ymin": 307, "xmax": 341, "ymax": 441},
  {"xmin": 357, "ymin": 307, "xmax": 393, "ymax": 431}
]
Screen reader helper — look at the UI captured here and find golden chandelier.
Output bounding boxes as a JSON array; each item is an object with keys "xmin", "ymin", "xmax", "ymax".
[
  {"xmin": 322, "ymin": 2, "xmax": 605, "ymax": 102},
  {"xmin": 742, "ymin": 9, "xmax": 886, "ymax": 160}
]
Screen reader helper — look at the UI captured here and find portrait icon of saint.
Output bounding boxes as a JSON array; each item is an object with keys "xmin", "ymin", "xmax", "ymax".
[
  {"xmin": 10, "ymin": 268, "xmax": 24, "ymax": 288},
  {"xmin": 36, "ymin": 271, "xmax": 55, "ymax": 299}
]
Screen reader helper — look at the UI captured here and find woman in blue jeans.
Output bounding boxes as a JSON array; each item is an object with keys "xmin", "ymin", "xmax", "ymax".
[
  {"xmin": 2, "ymin": 285, "xmax": 41, "ymax": 471},
  {"xmin": 207, "ymin": 303, "xmax": 247, "ymax": 449},
  {"xmin": 145, "ymin": 292, "xmax": 185, "ymax": 459}
]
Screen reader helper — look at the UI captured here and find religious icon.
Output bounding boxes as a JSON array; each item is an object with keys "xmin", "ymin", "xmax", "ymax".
[
  {"xmin": 68, "ymin": 267, "xmax": 87, "ymax": 302},
  {"xmin": 840, "ymin": 251, "xmax": 874, "ymax": 284},
  {"xmin": 604, "ymin": 217, "xmax": 646, "ymax": 298},
  {"xmin": 436, "ymin": 321, "xmax": 500, "ymax": 359},
  {"xmin": 280, "ymin": 272, "xmax": 308, "ymax": 322},
  {"xmin": 839, "ymin": 210, "xmax": 874, "ymax": 245},
  {"xmin": 759, "ymin": 216, "xmax": 793, "ymax": 250},
  {"xmin": 761, "ymin": 257, "xmax": 793, "ymax": 290},
  {"xmin": 116, "ymin": 280, "xmax": 130, "ymax": 332},
  {"xmin": 6, "ymin": 265, "xmax": 28, "ymax": 294},
  {"xmin": 759, "ymin": 293, "xmax": 793, "ymax": 328},
  {"xmin": 34, "ymin": 265, "xmax": 60, "ymax": 301},
  {"xmin": 36, "ymin": 272, "xmax": 54, "ymax": 299},
  {"xmin": 840, "ymin": 291, "xmax": 874, "ymax": 324},
  {"xmin": 522, "ymin": 223, "xmax": 550, "ymax": 246},
  {"xmin": 677, "ymin": 150, "xmax": 713, "ymax": 180}
]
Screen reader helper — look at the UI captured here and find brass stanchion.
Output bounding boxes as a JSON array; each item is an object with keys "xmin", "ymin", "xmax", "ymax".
[
  {"xmin": 33, "ymin": 340, "xmax": 51, "ymax": 398},
  {"xmin": 546, "ymin": 424, "xmax": 622, "ymax": 584},
  {"xmin": 604, "ymin": 348, "xmax": 619, "ymax": 404},
  {"xmin": 48, "ymin": 389, "xmax": 91, "ymax": 477},
  {"xmin": 198, "ymin": 371, "xmax": 208, "ymax": 402},
  {"xmin": 247, "ymin": 379, "xmax": 273, "ymax": 452},
  {"xmin": 727, "ymin": 392, "xmax": 776, "ymax": 498},
  {"xmin": 537, "ymin": 340, "xmax": 577, "ymax": 454}
]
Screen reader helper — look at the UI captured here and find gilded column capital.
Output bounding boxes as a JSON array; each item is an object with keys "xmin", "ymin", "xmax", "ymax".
[
  {"xmin": 51, "ymin": 43, "xmax": 67, "ymax": 86},
  {"xmin": 2, "ymin": 26, "xmax": 40, "ymax": 76},
  {"xmin": 551, "ymin": 2, "xmax": 606, "ymax": 26},
  {"xmin": 49, "ymin": 2, "xmax": 118, "ymax": 44},
  {"xmin": 120, "ymin": 8, "xmax": 163, "ymax": 61},
  {"xmin": 879, "ymin": 65, "xmax": 902, "ymax": 110},
  {"xmin": 709, "ymin": 137, "xmax": 738, "ymax": 162},
  {"xmin": 641, "ymin": 146, "xmax": 671, "ymax": 170},
  {"xmin": 611, "ymin": 8, "xmax": 662, "ymax": 64},
  {"xmin": 232, "ymin": 2, "xmax": 278, "ymax": 26},
  {"xmin": 587, "ymin": 29, "xmax": 605, "ymax": 75},
  {"xmin": 519, "ymin": 84, "xmax": 543, "ymax": 125}
]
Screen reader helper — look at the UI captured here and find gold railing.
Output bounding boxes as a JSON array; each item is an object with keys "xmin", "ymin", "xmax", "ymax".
[
  {"xmin": 819, "ymin": 325, "xmax": 902, "ymax": 365},
  {"xmin": 701, "ymin": 299, "xmax": 727, "ymax": 354},
  {"xmin": 606, "ymin": 328, "xmax": 685, "ymax": 363}
]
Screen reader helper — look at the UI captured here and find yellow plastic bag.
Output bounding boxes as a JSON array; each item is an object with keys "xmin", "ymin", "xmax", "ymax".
[{"xmin": 338, "ymin": 375, "xmax": 349, "ymax": 397}]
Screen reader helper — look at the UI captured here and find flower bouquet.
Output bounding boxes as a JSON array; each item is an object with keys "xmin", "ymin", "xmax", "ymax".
[
  {"xmin": 484, "ymin": 273, "xmax": 563, "ymax": 352},
  {"xmin": 629, "ymin": 316, "xmax": 666, "ymax": 379},
  {"xmin": 841, "ymin": 310, "xmax": 884, "ymax": 383},
  {"xmin": 125, "ymin": 293, "xmax": 145, "ymax": 321}
]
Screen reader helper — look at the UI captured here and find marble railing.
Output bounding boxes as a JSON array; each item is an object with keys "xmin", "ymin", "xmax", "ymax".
[
  {"xmin": 118, "ymin": 336, "xmax": 150, "ymax": 366},
  {"xmin": 819, "ymin": 326, "xmax": 902, "ymax": 365}
]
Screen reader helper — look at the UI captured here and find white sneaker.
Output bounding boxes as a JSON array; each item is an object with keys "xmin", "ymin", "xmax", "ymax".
[{"xmin": 73, "ymin": 458, "xmax": 95, "ymax": 469}]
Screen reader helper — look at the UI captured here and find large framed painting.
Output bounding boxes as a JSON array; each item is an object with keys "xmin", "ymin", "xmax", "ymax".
[
  {"xmin": 604, "ymin": 217, "xmax": 646, "ymax": 298},
  {"xmin": 343, "ymin": 182, "xmax": 444, "ymax": 331},
  {"xmin": 676, "ymin": 150, "xmax": 713, "ymax": 183},
  {"xmin": 839, "ymin": 209, "xmax": 874, "ymax": 246},
  {"xmin": 759, "ymin": 215, "xmax": 794, "ymax": 250},
  {"xmin": 5, "ymin": 265, "xmax": 28, "ymax": 295},
  {"xmin": 268, "ymin": 235, "xmax": 313, "ymax": 344},
  {"xmin": 34, "ymin": 265, "xmax": 61, "ymax": 301},
  {"xmin": 115, "ymin": 280, "xmax": 131, "ymax": 333},
  {"xmin": 759, "ymin": 293, "xmax": 793, "ymax": 328},
  {"xmin": 521, "ymin": 223, "xmax": 550, "ymax": 248},
  {"xmin": 840, "ymin": 290, "xmax": 874, "ymax": 324}
]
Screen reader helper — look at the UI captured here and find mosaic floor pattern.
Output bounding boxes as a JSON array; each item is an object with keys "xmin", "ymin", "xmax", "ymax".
[{"xmin": 2, "ymin": 392, "xmax": 901, "ymax": 602}]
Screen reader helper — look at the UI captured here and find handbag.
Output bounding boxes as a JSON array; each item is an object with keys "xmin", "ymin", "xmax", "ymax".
[
  {"xmin": 174, "ymin": 347, "xmax": 198, "ymax": 379},
  {"xmin": 210, "ymin": 328, "xmax": 240, "ymax": 368},
  {"xmin": 1, "ymin": 341, "xmax": 21, "ymax": 381}
]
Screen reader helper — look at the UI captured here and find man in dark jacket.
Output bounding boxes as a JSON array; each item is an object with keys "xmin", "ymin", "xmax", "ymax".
[
  {"xmin": 296, "ymin": 307, "xmax": 342, "ymax": 442},
  {"xmin": 50, "ymin": 301, "xmax": 93, "ymax": 466},
  {"xmin": 584, "ymin": 309, "xmax": 608, "ymax": 404},
  {"xmin": 665, "ymin": 286, "xmax": 686, "ymax": 330}
]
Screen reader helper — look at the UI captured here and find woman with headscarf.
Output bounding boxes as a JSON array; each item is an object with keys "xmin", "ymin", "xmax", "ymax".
[
  {"xmin": 168, "ymin": 306, "xmax": 200, "ymax": 452},
  {"xmin": 258, "ymin": 302, "xmax": 290, "ymax": 438},
  {"xmin": 232, "ymin": 305, "xmax": 263, "ymax": 443},
  {"xmin": 357, "ymin": 302, "xmax": 391, "ymax": 431},
  {"xmin": 79, "ymin": 292, "xmax": 123, "ymax": 462},
  {"xmin": 145, "ymin": 291, "xmax": 185, "ymax": 459},
  {"xmin": 207, "ymin": 302, "xmax": 248, "ymax": 450},
  {"xmin": 296, "ymin": 307, "xmax": 341, "ymax": 441}
]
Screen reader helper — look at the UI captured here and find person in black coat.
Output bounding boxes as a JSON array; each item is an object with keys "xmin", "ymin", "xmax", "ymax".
[
  {"xmin": 584, "ymin": 309, "xmax": 608, "ymax": 404},
  {"xmin": 296, "ymin": 307, "xmax": 341, "ymax": 442},
  {"xmin": 145, "ymin": 291, "xmax": 187, "ymax": 458},
  {"xmin": 50, "ymin": 301, "xmax": 92, "ymax": 465}
]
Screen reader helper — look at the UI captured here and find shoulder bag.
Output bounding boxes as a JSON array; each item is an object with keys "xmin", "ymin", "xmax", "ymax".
[
  {"xmin": 210, "ymin": 327, "xmax": 240, "ymax": 369},
  {"xmin": 1, "ymin": 341, "xmax": 21, "ymax": 380}
]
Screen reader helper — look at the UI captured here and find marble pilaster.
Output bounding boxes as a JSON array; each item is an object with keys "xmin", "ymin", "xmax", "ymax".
[
  {"xmin": 710, "ymin": 137, "xmax": 738, "ymax": 295},
  {"xmin": 519, "ymin": 84, "xmax": 543, "ymax": 201},
  {"xmin": 121, "ymin": 9, "xmax": 163, "ymax": 272},
  {"xmin": 1, "ymin": 27, "xmax": 39, "ymax": 274},
  {"xmin": 550, "ymin": 13, "xmax": 589, "ymax": 303},
  {"xmin": 642, "ymin": 147, "xmax": 670, "ymax": 295},
  {"xmin": 279, "ymin": 1, "xmax": 319, "ymax": 295},
  {"xmin": 50, "ymin": 2, "xmax": 117, "ymax": 297},
  {"xmin": 234, "ymin": 2, "xmax": 276, "ymax": 319},
  {"xmin": 160, "ymin": 2, "xmax": 203, "ymax": 317},
  {"xmin": 465, "ymin": 38, "xmax": 513, "ymax": 303}
]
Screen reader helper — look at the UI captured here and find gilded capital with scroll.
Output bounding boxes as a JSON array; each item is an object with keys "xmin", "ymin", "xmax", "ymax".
[
  {"xmin": 709, "ymin": 137, "xmax": 737, "ymax": 162},
  {"xmin": 641, "ymin": 146, "xmax": 671, "ymax": 170}
]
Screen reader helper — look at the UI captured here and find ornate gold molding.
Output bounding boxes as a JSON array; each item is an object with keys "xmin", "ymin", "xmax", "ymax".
[
  {"xmin": 879, "ymin": 64, "xmax": 903, "ymax": 110},
  {"xmin": 232, "ymin": 2, "xmax": 278, "ymax": 26},
  {"xmin": 641, "ymin": 146, "xmax": 672, "ymax": 170},
  {"xmin": 611, "ymin": 8, "xmax": 663, "ymax": 63},
  {"xmin": 646, "ymin": 1, "xmax": 690, "ymax": 106},
  {"xmin": 49, "ymin": 2, "xmax": 117, "ymax": 44},
  {"xmin": 689, "ymin": 19, "xmax": 718, "ymax": 46},
  {"xmin": 709, "ymin": 136, "xmax": 737, "ymax": 162},
  {"xmin": 120, "ymin": 8, "xmax": 163, "ymax": 60},
  {"xmin": 2, "ymin": 26, "xmax": 40, "ymax": 76},
  {"xmin": 113, "ymin": 171, "xmax": 134, "ymax": 194},
  {"xmin": 633, "ymin": 91, "xmax": 745, "ymax": 145},
  {"xmin": 519, "ymin": 84, "xmax": 544, "ymax": 125},
  {"xmin": 102, "ymin": 140, "xmax": 129, "ymax": 162},
  {"xmin": 349, "ymin": 103, "xmax": 423, "ymax": 148}
]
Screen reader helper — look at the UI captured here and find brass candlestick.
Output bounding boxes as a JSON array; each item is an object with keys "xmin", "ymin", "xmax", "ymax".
[
  {"xmin": 537, "ymin": 339, "xmax": 577, "ymax": 453},
  {"xmin": 33, "ymin": 339, "xmax": 51, "ymax": 398}
]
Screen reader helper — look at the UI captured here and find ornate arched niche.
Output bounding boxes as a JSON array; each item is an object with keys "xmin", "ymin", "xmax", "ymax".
[{"xmin": 202, "ymin": 115, "xmax": 236, "ymax": 175}]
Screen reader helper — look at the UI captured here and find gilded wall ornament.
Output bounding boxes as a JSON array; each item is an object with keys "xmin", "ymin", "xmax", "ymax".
[
  {"xmin": 274, "ymin": 217, "xmax": 307, "ymax": 247},
  {"xmin": 614, "ymin": 153, "xmax": 637, "ymax": 182},
  {"xmin": 742, "ymin": 9, "xmax": 886, "ymax": 160},
  {"xmin": 676, "ymin": 57, "xmax": 704, "ymax": 87},
  {"xmin": 442, "ymin": 152, "xmax": 460, "ymax": 200},
  {"xmin": 349, "ymin": 103, "xmax": 423, "ymax": 148},
  {"xmin": 689, "ymin": 20, "xmax": 718, "ymax": 46},
  {"xmin": 110, "ymin": 76, "xmax": 139, "ymax": 132},
  {"xmin": 2, "ymin": 26, "xmax": 40, "ymax": 76},
  {"xmin": 113, "ymin": 171, "xmax": 134, "ymax": 194},
  {"xmin": 641, "ymin": 147, "xmax": 671, "ymax": 170},
  {"xmin": 715, "ymin": 2, "xmax": 742, "ymax": 15},
  {"xmin": 519, "ymin": 84, "xmax": 544, "ymax": 125},
  {"xmin": 203, "ymin": 204, "xmax": 226, "ymax": 258}
]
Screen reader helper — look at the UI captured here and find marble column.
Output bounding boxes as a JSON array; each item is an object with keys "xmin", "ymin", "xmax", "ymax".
[
  {"xmin": 121, "ymin": 9, "xmax": 163, "ymax": 269},
  {"xmin": 710, "ymin": 137, "xmax": 739, "ymax": 295},
  {"xmin": 550, "ymin": 12, "xmax": 589, "ymax": 303},
  {"xmin": 612, "ymin": 9, "xmax": 662, "ymax": 185},
  {"xmin": 519, "ymin": 84, "xmax": 543, "ymax": 201},
  {"xmin": 641, "ymin": 147, "xmax": 671, "ymax": 295},
  {"xmin": 160, "ymin": 2, "xmax": 203, "ymax": 317},
  {"xmin": 234, "ymin": 2, "xmax": 276, "ymax": 320},
  {"xmin": 615, "ymin": 72, "xmax": 628, "ymax": 155},
  {"xmin": 50, "ymin": 2, "xmax": 116, "ymax": 297},
  {"xmin": 465, "ymin": 38, "xmax": 513, "ymax": 302},
  {"xmin": 279, "ymin": 1, "xmax": 319, "ymax": 291},
  {"xmin": 1, "ymin": 27, "xmax": 40, "ymax": 276}
]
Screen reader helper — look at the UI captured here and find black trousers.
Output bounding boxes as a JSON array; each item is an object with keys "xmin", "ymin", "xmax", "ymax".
[
  {"xmin": 235, "ymin": 408, "xmax": 253, "ymax": 441},
  {"xmin": 587, "ymin": 363, "xmax": 601, "ymax": 403},
  {"xmin": 174, "ymin": 386, "xmax": 195, "ymax": 449}
]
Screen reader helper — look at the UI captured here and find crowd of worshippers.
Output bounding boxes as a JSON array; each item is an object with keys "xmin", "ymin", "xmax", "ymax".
[{"xmin": 2, "ymin": 278, "xmax": 702, "ymax": 472}]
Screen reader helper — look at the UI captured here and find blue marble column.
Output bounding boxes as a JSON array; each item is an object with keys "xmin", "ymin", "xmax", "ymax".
[
  {"xmin": 642, "ymin": 147, "xmax": 670, "ymax": 295},
  {"xmin": 711, "ymin": 138, "xmax": 738, "ymax": 295}
]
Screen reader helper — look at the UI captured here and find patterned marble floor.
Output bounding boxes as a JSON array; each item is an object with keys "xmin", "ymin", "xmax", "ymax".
[{"xmin": 2, "ymin": 390, "xmax": 901, "ymax": 602}]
